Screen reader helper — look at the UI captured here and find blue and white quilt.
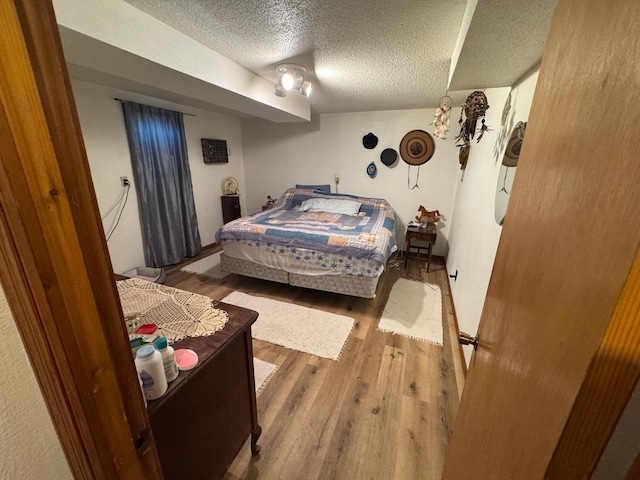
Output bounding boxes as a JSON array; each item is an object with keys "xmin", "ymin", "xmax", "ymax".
[{"xmin": 216, "ymin": 189, "xmax": 397, "ymax": 263}]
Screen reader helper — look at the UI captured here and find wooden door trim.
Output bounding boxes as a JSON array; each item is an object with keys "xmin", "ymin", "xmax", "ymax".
[
  {"xmin": 547, "ymin": 249, "xmax": 640, "ymax": 478},
  {"xmin": 0, "ymin": 1, "xmax": 161, "ymax": 477}
]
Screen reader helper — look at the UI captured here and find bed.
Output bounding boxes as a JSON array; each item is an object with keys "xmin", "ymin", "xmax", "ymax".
[{"xmin": 215, "ymin": 188, "xmax": 397, "ymax": 298}]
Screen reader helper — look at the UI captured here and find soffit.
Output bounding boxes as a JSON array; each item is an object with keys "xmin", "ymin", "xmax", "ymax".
[
  {"xmin": 449, "ymin": 0, "xmax": 557, "ymax": 90},
  {"xmin": 59, "ymin": 0, "xmax": 557, "ymax": 118}
]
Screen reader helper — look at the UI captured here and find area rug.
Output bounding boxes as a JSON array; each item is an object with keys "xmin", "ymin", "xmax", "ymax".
[
  {"xmin": 253, "ymin": 357, "xmax": 277, "ymax": 395},
  {"xmin": 180, "ymin": 251, "xmax": 229, "ymax": 279},
  {"xmin": 222, "ymin": 291, "xmax": 354, "ymax": 360},
  {"xmin": 377, "ymin": 278, "xmax": 443, "ymax": 345}
]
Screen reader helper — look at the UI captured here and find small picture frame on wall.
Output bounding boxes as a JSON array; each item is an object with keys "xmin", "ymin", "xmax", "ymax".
[{"xmin": 201, "ymin": 138, "xmax": 229, "ymax": 164}]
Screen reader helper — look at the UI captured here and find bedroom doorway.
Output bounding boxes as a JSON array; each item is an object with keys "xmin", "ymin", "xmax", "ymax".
[
  {"xmin": 3, "ymin": 0, "xmax": 639, "ymax": 478},
  {"xmin": 0, "ymin": 1, "xmax": 162, "ymax": 477}
]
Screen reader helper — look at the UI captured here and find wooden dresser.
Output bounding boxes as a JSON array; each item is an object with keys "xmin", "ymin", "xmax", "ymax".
[{"xmin": 146, "ymin": 302, "xmax": 261, "ymax": 480}]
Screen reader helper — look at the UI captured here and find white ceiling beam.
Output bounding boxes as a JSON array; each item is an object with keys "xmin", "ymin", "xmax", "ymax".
[{"xmin": 53, "ymin": 0, "xmax": 311, "ymax": 122}]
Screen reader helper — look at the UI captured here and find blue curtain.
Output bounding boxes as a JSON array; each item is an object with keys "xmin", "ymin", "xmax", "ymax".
[{"xmin": 122, "ymin": 101, "xmax": 201, "ymax": 267}]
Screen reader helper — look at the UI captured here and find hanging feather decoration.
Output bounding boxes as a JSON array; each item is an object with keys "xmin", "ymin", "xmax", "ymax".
[
  {"xmin": 432, "ymin": 95, "xmax": 452, "ymax": 140},
  {"xmin": 454, "ymin": 91, "xmax": 490, "ymax": 170},
  {"xmin": 455, "ymin": 91, "xmax": 490, "ymax": 146}
]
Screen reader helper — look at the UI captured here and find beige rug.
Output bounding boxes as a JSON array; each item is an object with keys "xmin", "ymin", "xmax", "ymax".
[
  {"xmin": 180, "ymin": 251, "xmax": 229, "ymax": 279},
  {"xmin": 378, "ymin": 278, "xmax": 443, "ymax": 345},
  {"xmin": 222, "ymin": 291, "xmax": 354, "ymax": 360},
  {"xmin": 253, "ymin": 357, "xmax": 277, "ymax": 395}
]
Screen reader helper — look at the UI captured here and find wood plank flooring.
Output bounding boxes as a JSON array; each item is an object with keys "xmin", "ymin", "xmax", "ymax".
[{"xmin": 163, "ymin": 247, "xmax": 464, "ymax": 480}]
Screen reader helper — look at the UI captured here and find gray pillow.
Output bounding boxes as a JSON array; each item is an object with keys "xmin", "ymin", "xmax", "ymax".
[{"xmin": 299, "ymin": 198, "xmax": 362, "ymax": 216}]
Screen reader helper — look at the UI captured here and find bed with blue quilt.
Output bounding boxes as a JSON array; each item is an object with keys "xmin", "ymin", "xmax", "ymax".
[{"xmin": 215, "ymin": 188, "xmax": 397, "ymax": 298}]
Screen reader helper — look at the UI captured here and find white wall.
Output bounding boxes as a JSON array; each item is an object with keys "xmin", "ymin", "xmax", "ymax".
[
  {"xmin": 241, "ymin": 109, "xmax": 462, "ymax": 255},
  {"xmin": 446, "ymin": 71, "xmax": 539, "ymax": 364},
  {"xmin": 71, "ymin": 80, "xmax": 246, "ymax": 273},
  {"xmin": 0, "ymin": 287, "xmax": 72, "ymax": 479}
]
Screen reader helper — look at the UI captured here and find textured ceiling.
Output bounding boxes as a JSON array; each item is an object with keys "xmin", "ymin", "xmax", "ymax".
[
  {"xmin": 63, "ymin": 0, "xmax": 557, "ymax": 116},
  {"xmin": 449, "ymin": 0, "xmax": 556, "ymax": 90},
  {"xmin": 125, "ymin": 0, "xmax": 469, "ymax": 113}
]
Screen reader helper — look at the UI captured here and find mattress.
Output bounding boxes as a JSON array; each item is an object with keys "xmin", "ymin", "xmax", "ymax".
[{"xmin": 222, "ymin": 239, "xmax": 384, "ymax": 278}]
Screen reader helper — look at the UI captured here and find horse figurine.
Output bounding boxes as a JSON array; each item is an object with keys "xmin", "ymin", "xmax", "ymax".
[{"xmin": 415, "ymin": 206, "xmax": 441, "ymax": 223}]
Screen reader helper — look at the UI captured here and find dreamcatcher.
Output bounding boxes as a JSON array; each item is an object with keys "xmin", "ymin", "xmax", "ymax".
[
  {"xmin": 455, "ymin": 91, "xmax": 490, "ymax": 170},
  {"xmin": 456, "ymin": 91, "xmax": 490, "ymax": 144},
  {"xmin": 431, "ymin": 95, "xmax": 452, "ymax": 140}
]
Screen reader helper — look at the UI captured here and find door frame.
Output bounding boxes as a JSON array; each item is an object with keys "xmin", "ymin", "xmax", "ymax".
[
  {"xmin": 0, "ymin": 1, "xmax": 162, "ymax": 477},
  {"xmin": 443, "ymin": 0, "xmax": 640, "ymax": 476}
]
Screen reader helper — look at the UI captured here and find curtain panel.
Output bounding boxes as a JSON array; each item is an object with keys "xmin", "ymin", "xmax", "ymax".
[{"xmin": 122, "ymin": 102, "xmax": 201, "ymax": 267}]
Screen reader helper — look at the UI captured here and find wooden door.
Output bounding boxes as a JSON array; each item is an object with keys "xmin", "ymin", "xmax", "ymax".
[
  {"xmin": 443, "ymin": 1, "xmax": 640, "ymax": 478},
  {"xmin": 0, "ymin": 1, "xmax": 162, "ymax": 477}
]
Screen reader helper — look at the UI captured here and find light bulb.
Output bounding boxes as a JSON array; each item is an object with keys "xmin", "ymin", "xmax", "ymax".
[{"xmin": 281, "ymin": 72, "xmax": 294, "ymax": 90}]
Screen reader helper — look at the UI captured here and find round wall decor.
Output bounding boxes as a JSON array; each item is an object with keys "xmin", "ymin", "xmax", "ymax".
[
  {"xmin": 362, "ymin": 132, "xmax": 378, "ymax": 149},
  {"xmin": 502, "ymin": 121, "xmax": 527, "ymax": 167},
  {"xmin": 399, "ymin": 130, "xmax": 435, "ymax": 166},
  {"xmin": 380, "ymin": 148, "xmax": 398, "ymax": 166},
  {"xmin": 366, "ymin": 162, "xmax": 377, "ymax": 178}
]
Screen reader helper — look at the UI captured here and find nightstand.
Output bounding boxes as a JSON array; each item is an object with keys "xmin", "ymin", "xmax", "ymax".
[
  {"xmin": 221, "ymin": 195, "xmax": 241, "ymax": 223},
  {"xmin": 404, "ymin": 224, "xmax": 437, "ymax": 271}
]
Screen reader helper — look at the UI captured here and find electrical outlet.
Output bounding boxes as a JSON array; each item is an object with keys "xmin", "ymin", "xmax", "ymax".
[{"xmin": 120, "ymin": 176, "xmax": 129, "ymax": 187}]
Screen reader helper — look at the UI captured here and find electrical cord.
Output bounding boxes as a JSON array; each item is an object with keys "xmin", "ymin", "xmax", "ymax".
[
  {"xmin": 101, "ymin": 187, "xmax": 127, "ymax": 220},
  {"xmin": 100, "ymin": 184, "xmax": 128, "ymax": 240},
  {"xmin": 106, "ymin": 184, "xmax": 130, "ymax": 242},
  {"xmin": 386, "ymin": 250, "xmax": 404, "ymax": 269}
]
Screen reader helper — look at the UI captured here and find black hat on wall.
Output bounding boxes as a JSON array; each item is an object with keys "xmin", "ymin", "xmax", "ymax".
[
  {"xmin": 380, "ymin": 148, "xmax": 398, "ymax": 166},
  {"xmin": 362, "ymin": 132, "xmax": 378, "ymax": 149}
]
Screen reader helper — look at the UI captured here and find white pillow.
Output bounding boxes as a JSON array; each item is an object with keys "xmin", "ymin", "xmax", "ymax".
[{"xmin": 299, "ymin": 198, "xmax": 362, "ymax": 216}]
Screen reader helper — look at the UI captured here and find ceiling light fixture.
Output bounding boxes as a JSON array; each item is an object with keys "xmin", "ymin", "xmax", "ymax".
[{"xmin": 274, "ymin": 64, "xmax": 312, "ymax": 98}]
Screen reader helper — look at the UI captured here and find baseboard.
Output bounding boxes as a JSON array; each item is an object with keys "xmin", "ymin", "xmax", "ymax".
[{"xmin": 445, "ymin": 264, "xmax": 467, "ymax": 378}]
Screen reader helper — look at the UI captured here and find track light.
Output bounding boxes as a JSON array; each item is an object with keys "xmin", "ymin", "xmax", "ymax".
[
  {"xmin": 274, "ymin": 63, "xmax": 312, "ymax": 98},
  {"xmin": 281, "ymin": 72, "xmax": 295, "ymax": 90},
  {"xmin": 274, "ymin": 83, "xmax": 286, "ymax": 97},
  {"xmin": 301, "ymin": 81, "xmax": 312, "ymax": 97}
]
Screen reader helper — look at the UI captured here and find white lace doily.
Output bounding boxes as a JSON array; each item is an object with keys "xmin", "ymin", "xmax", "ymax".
[{"xmin": 117, "ymin": 278, "xmax": 228, "ymax": 343}]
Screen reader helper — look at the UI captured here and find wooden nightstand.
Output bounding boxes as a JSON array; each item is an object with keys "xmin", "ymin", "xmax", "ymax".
[
  {"xmin": 404, "ymin": 224, "xmax": 437, "ymax": 271},
  {"xmin": 221, "ymin": 195, "xmax": 241, "ymax": 223}
]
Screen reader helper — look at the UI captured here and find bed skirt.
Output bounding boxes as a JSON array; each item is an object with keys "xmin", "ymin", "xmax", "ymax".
[{"xmin": 220, "ymin": 253, "xmax": 379, "ymax": 298}]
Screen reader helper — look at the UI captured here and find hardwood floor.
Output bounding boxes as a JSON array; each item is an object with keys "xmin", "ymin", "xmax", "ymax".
[{"xmin": 163, "ymin": 247, "xmax": 464, "ymax": 480}]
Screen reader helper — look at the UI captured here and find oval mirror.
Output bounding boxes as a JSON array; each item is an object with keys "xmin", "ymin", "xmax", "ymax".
[{"xmin": 495, "ymin": 121, "xmax": 527, "ymax": 225}]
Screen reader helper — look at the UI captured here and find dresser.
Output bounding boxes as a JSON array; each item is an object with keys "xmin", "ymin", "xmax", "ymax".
[
  {"xmin": 147, "ymin": 302, "xmax": 261, "ymax": 480},
  {"xmin": 221, "ymin": 195, "xmax": 241, "ymax": 223}
]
